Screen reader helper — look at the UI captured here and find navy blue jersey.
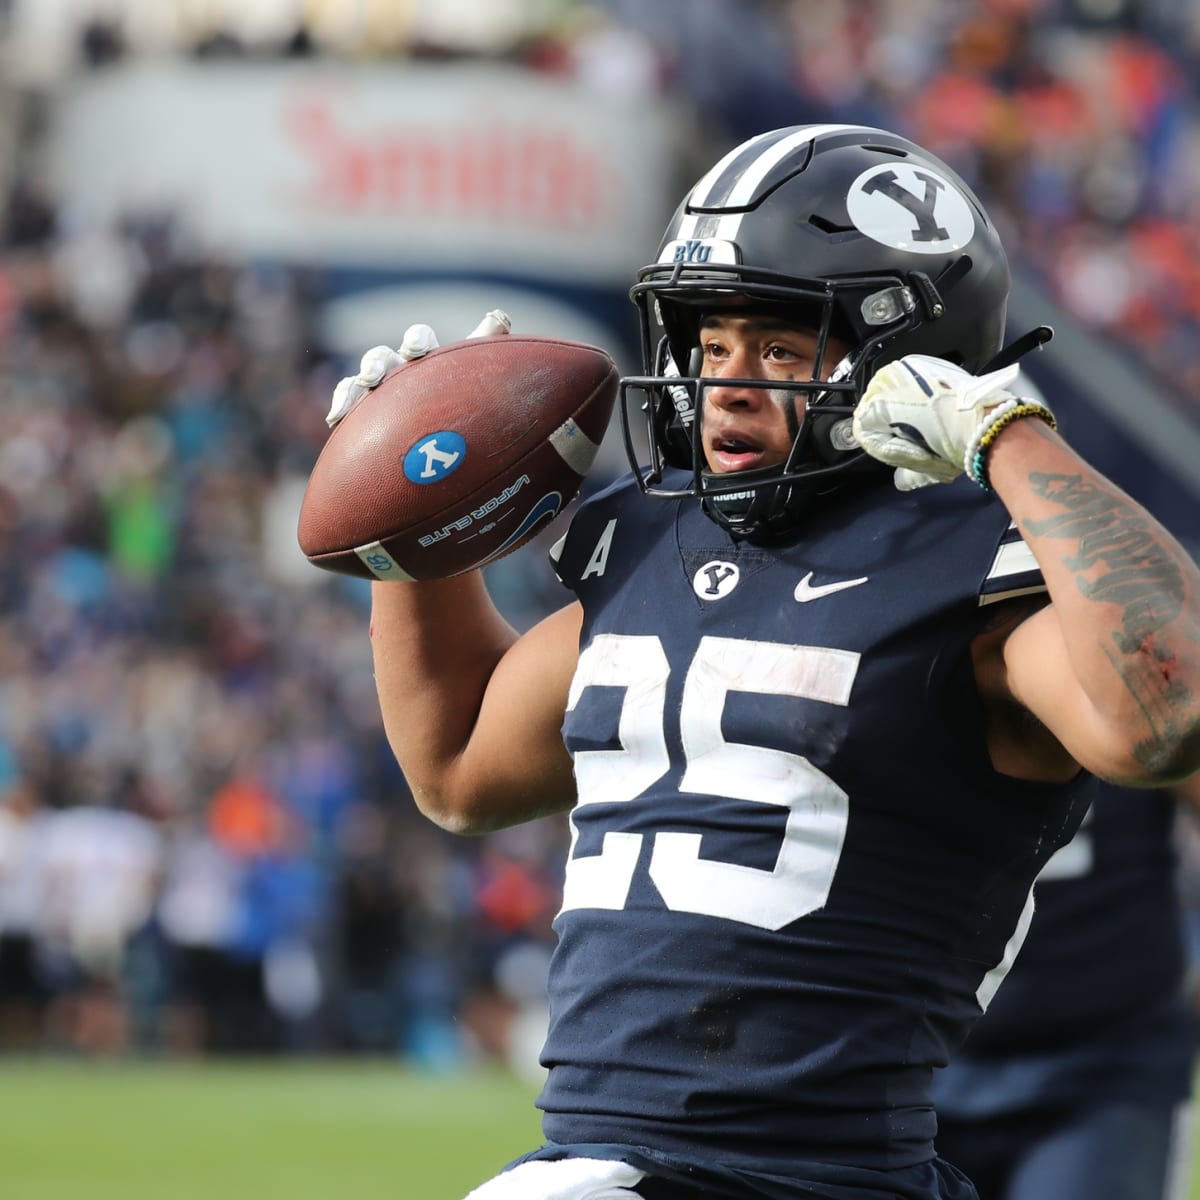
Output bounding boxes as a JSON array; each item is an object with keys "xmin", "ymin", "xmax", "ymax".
[
  {"xmin": 932, "ymin": 783, "xmax": 1197, "ymax": 1118},
  {"xmin": 540, "ymin": 472, "xmax": 1091, "ymax": 1174}
]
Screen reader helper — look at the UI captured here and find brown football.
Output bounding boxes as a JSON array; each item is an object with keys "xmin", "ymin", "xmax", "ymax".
[{"xmin": 297, "ymin": 334, "xmax": 619, "ymax": 581}]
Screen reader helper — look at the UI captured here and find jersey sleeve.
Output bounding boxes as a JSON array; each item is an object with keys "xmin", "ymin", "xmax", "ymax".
[
  {"xmin": 978, "ymin": 521, "xmax": 1046, "ymax": 606},
  {"xmin": 548, "ymin": 520, "xmax": 580, "ymax": 589},
  {"xmin": 547, "ymin": 475, "xmax": 632, "ymax": 591}
]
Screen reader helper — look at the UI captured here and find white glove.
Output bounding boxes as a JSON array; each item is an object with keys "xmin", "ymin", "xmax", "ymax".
[
  {"xmin": 852, "ymin": 354, "xmax": 1030, "ymax": 491},
  {"xmin": 325, "ymin": 309, "xmax": 511, "ymax": 427}
]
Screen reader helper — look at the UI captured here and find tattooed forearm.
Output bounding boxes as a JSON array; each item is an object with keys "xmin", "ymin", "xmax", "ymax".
[
  {"xmin": 1024, "ymin": 474, "xmax": 1187, "ymax": 653},
  {"xmin": 1022, "ymin": 472, "xmax": 1199, "ymax": 772}
]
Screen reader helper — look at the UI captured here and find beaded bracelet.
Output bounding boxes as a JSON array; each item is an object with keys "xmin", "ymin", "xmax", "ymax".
[{"xmin": 964, "ymin": 399, "xmax": 1058, "ymax": 491}]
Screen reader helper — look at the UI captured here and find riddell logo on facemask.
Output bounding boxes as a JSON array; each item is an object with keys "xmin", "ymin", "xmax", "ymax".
[
  {"xmin": 668, "ymin": 385, "xmax": 693, "ymax": 422},
  {"xmin": 285, "ymin": 101, "xmax": 609, "ymax": 228}
]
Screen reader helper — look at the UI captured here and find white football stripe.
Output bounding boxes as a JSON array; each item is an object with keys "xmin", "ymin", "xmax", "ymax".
[
  {"xmin": 353, "ymin": 541, "xmax": 415, "ymax": 581},
  {"xmin": 550, "ymin": 418, "xmax": 600, "ymax": 476}
]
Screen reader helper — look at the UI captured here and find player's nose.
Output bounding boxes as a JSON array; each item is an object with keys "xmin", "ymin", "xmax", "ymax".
[{"xmin": 704, "ymin": 347, "xmax": 768, "ymax": 410}]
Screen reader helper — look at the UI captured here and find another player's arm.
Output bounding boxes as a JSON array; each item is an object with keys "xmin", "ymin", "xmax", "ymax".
[
  {"xmin": 987, "ymin": 419, "xmax": 1200, "ymax": 787},
  {"xmin": 370, "ymin": 576, "xmax": 581, "ymax": 834},
  {"xmin": 971, "ymin": 596, "xmax": 1078, "ymax": 782}
]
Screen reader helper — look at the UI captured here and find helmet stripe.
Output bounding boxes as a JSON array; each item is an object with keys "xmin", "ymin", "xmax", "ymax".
[
  {"xmin": 687, "ymin": 128, "xmax": 786, "ymax": 207},
  {"xmin": 679, "ymin": 125, "xmax": 880, "ymax": 244},
  {"xmin": 691, "ymin": 124, "xmax": 879, "ymax": 209}
]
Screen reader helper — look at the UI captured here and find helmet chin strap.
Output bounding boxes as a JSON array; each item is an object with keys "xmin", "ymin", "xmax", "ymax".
[{"xmin": 701, "ymin": 470, "xmax": 786, "ymax": 541}]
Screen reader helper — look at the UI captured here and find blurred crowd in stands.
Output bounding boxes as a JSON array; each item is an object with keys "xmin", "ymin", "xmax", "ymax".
[
  {"xmin": 600, "ymin": 0, "xmax": 1200, "ymax": 411},
  {"xmin": 0, "ymin": 0, "xmax": 1197, "ymax": 1069},
  {"xmin": 18, "ymin": 0, "xmax": 1199, "ymax": 402}
]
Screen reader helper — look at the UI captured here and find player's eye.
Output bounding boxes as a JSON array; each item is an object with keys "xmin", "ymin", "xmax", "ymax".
[{"xmin": 765, "ymin": 344, "xmax": 806, "ymax": 366}]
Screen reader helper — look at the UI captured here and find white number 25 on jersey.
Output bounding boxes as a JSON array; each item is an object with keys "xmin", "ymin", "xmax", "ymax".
[{"xmin": 560, "ymin": 633, "xmax": 860, "ymax": 931}]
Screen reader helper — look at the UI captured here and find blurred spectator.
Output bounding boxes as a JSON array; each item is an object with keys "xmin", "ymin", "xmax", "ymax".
[
  {"xmin": 32, "ymin": 793, "xmax": 164, "ymax": 1055},
  {"xmin": 0, "ymin": 776, "xmax": 50, "ymax": 1048}
]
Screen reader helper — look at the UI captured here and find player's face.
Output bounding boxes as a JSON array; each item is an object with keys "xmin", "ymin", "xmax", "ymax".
[{"xmin": 698, "ymin": 314, "xmax": 849, "ymax": 474}]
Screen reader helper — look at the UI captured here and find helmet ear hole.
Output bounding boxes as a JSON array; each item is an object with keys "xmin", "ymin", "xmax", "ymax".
[{"xmin": 807, "ymin": 412, "xmax": 859, "ymax": 466}]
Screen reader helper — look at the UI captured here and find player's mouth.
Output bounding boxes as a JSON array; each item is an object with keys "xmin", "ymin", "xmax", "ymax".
[{"xmin": 708, "ymin": 433, "xmax": 770, "ymax": 473}]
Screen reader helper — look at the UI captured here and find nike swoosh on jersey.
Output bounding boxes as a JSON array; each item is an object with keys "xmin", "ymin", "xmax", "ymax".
[{"xmin": 793, "ymin": 572, "xmax": 869, "ymax": 602}]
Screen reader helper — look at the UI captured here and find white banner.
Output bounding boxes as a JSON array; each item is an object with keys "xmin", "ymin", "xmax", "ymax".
[{"xmin": 46, "ymin": 59, "xmax": 682, "ymax": 283}]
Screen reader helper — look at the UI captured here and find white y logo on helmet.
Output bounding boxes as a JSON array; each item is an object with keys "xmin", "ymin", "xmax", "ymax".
[{"xmin": 846, "ymin": 164, "xmax": 977, "ymax": 254}]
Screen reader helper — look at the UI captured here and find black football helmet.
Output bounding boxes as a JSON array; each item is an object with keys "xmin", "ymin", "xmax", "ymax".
[{"xmin": 620, "ymin": 124, "xmax": 1019, "ymax": 540}]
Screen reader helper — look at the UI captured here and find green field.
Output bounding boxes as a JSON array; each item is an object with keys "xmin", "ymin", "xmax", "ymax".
[
  {"xmin": 0, "ymin": 1060, "xmax": 542, "ymax": 1200},
  {"xmin": 2, "ymin": 1059, "xmax": 1198, "ymax": 1199}
]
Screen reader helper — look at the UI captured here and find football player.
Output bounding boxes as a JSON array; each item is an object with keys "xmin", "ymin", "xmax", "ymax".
[
  {"xmin": 932, "ymin": 777, "xmax": 1200, "ymax": 1200},
  {"xmin": 328, "ymin": 125, "xmax": 1200, "ymax": 1200}
]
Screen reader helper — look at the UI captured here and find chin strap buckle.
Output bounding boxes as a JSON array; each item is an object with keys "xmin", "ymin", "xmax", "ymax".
[{"xmin": 907, "ymin": 271, "xmax": 946, "ymax": 320}]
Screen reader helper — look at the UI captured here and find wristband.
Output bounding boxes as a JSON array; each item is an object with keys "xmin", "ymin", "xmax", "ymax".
[{"xmin": 965, "ymin": 399, "xmax": 1058, "ymax": 491}]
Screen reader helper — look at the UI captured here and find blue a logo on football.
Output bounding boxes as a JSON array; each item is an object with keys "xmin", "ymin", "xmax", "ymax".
[{"xmin": 404, "ymin": 431, "xmax": 466, "ymax": 484}]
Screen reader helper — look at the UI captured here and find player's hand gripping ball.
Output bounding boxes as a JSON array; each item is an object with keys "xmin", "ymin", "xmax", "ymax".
[{"xmin": 298, "ymin": 312, "xmax": 619, "ymax": 581}]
